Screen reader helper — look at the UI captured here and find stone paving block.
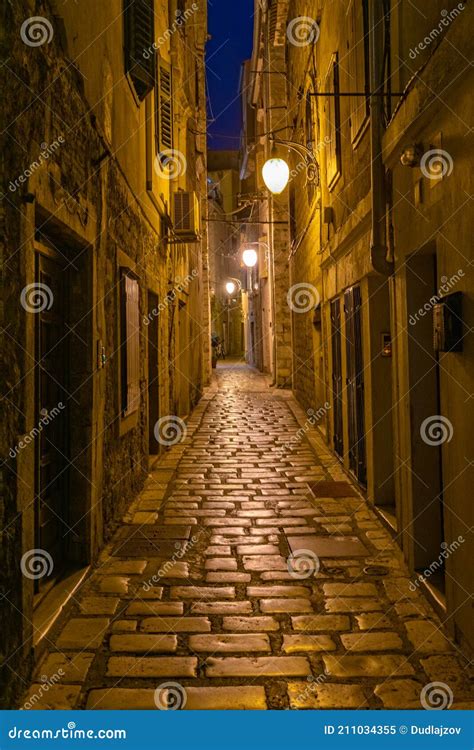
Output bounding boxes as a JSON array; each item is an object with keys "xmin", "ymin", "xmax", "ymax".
[
  {"xmin": 87, "ymin": 686, "xmax": 267, "ymax": 710},
  {"xmin": 141, "ymin": 617, "xmax": 211, "ymax": 633},
  {"xmin": 260, "ymin": 598, "xmax": 312, "ymax": 613},
  {"xmin": 56, "ymin": 618, "xmax": 110, "ymax": 650},
  {"xmin": 236, "ymin": 544, "xmax": 280, "ymax": 555},
  {"xmin": 189, "ymin": 634, "xmax": 271, "ymax": 652},
  {"xmin": 341, "ymin": 632, "xmax": 404, "ymax": 651},
  {"xmin": 374, "ymin": 679, "xmax": 424, "ymax": 708},
  {"xmin": 36, "ymin": 652, "xmax": 95, "ymax": 684},
  {"xmin": 205, "ymin": 545, "xmax": 231, "ymax": 555},
  {"xmin": 98, "ymin": 577, "xmax": 129, "ymax": 595},
  {"xmin": 109, "ymin": 634, "xmax": 177, "ymax": 653},
  {"xmin": 288, "ymin": 682, "xmax": 368, "ymax": 709},
  {"xmin": 126, "ymin": 601, "xmax": 183, "ymax": 616},
  {"xmin": 130, "ymin": 512, "xmax": 158, "ymax": 524},
  {"xmin": 22, "ymin": 685, "xmax": 82, "ymax": 710},
  {"xmin": 170, "ymin": 586, "xmax": 235, "ymax": 600},
  {"xmin": 248, "ymin": 585, "xmax": 311, "ymax": 598},
  {"xmin": 79, "ymin": 597, "xmax": 120, "ymax": 615},
  {"xmin": 204, "ymin": 558, "xmax": 238, "ymax": 571},
  {"xmin": 206, "ymin": 572, "xmax": 251, "ymax": 583},
  {"xmin": 323, "ymin": 582, "xmax": 378, "ymax": 597},
  {"xmin": 99, "ymin": 560, "xmax": 147, "ymax": 575},
  {"xmin": 243, "ymin": 556, "xmax": 287, "ymax": 571},
  {"xmin": 282, "ymin": 634, "xmax": 336, "ymax": 653},
  {"xmin": 325, "ymin": 597, "xmax": 383, "ymax": 613},
  {"xmin": 405, "ymin": 621, "xmax": 453, "ymax": 653},
  {"xmin": 323, "ymin": 655, "xmax": 415, "ymax": 678},
  {"xmin": 106, "ymin": 657, "xmax": 197, "ymax": 678},
  {"xmin": 111, "ymin": 620, "xmax": 137, "ymax": 632},
  {"xmin": 356, "ymin": 613, "xmax": 392, "ymax": 630},
  {"xmin": 222, "ymin": 616, "xmax": 279, "ymax": 632},
  {"xmin": 191, "ymin": 601, "xmax": 253, "ymax": 615},
  {"xmin": 206, "ymin": 656, "xmax": 311, "ymax": 678}
]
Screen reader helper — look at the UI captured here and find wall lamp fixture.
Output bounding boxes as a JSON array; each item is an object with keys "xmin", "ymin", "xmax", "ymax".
[{"xmin": 262, "ymin": 133, "xmax": 320, "ymax": 194}]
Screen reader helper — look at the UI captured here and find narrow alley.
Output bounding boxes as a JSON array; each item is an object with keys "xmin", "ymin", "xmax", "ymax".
[{"xmin": 21, "ymin": 365, "xmax": 473, "ymax": 711}]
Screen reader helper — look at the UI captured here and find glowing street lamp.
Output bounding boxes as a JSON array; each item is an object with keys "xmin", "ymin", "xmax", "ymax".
[
  {"xmin": 225, "ymin": 281, "xmax": 237, "ymax": 295},
  {"xmin": 262, "ymin": 157, "xmax": 290, "ymax": 195},
  {"xmin": 262, "ymin": 134, "xmax": 319, "ymax": 195},
  {"xmin": 242, "ymin": 248, "xmax": 258, "ymax": 268}
]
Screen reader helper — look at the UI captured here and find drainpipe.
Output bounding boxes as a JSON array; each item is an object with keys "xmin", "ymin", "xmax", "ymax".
[{"xmin": 369, "ymin": 0, "xmax": 394, "ymax": 276}]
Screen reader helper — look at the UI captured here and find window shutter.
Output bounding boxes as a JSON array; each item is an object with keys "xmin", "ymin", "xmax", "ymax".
[
  {"xmin": 121, "ymin": 272, "xmax": 140, "ymax": 416},
  {"xmin": 156, "ymin": 59, "xmax": 173, "ymax": 154},
  {"xmin": 324, "ymin": 54, "xmax": 342, "ymax": 190},
  {"xmin": 124, "ymin": 0, "xmax": 155, "ymax": 100},
  {"xmin": 349, "ymin": 0, "xmax": 369, "ymax": 144}
]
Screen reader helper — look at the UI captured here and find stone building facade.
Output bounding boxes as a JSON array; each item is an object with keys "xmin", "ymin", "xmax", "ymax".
[
  {"xmin": 0, "ymin": 0, "xmax": 209, "ymax": 705},
  {"xmin": 246, "ymin": 0, "xmax": 473, "ymax": 654}
]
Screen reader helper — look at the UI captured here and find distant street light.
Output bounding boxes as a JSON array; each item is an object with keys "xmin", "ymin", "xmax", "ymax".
[
  {"xmin": 225, "ymin": 281, "xmax": 237, "ymax": 295},
  {"xmin": 242, "ymin": 248, "xmax": 258, "ymax": 268}
]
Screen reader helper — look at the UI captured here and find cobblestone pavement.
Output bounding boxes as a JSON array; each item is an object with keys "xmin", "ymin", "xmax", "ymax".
[{"xmin": 22, "ymin": 364, "xmax": 473, "ymax": 710}]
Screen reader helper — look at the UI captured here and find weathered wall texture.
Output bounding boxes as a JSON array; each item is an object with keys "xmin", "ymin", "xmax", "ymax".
[{"xmin": 0, "ymin": 0, "xmax": 208, "ymax": 705}]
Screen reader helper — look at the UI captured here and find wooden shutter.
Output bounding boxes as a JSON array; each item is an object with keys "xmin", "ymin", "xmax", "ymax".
[
  {"xmin": 121, "ymin": 272, "xmax": 140, "ymax": 416},
  {"xmin": 344, "ymin": 286, "xmax": 366, "ymax": 485},
  {"xmin": 156, "ymin": 59, "xmax": 173, "ymax": 154},
  {"xmin": 124, "ymin": 0, "xmax": 155, "ymax": 100},
  {"xmin": 349, "ymin": 0, "xmax": 369, "ymax": 144},
  {"xmin": 324, "ymin": 53, "xmax": 342, "ymax": 190}
]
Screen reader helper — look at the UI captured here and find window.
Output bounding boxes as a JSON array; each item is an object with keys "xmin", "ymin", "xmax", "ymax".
[
  {"xmin": 124, "ymin": 0, "xmax": 155, "ymax": 100},
  {"xmin": 155, "ymin": 58, "xmax": 173, "ymax": 155},
  {"xmin": 324, "ymin": 53, "xmax": 342, "ymax": 190},
  {"xmin": 348, "ymin": 0, "xmax": 369, "ymax": 145},
  {"xmin": 120, "ymin": 270, "xmax": 140, "ymax": 417}
]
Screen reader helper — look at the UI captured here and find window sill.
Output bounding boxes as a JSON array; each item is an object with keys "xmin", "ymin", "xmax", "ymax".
[{"xmin": 119, "ymin": 409, "xmax": 139, "ymax": 437}]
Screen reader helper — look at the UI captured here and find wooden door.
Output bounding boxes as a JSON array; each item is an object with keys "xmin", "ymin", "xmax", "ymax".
[
  {"xmin": 330, "ymin": 298, "xmax": 344, "ymax": 457},
  {"xmin": 147, "ymin": 292, "xmax": 160, "ymax": 454},
  {"xmin": 344, "ymin": 285, "xmax": 367, "ymax": 485},
  {"xmin": 35, "ymin": 252, "xmax": 69, "ymax": 589}
]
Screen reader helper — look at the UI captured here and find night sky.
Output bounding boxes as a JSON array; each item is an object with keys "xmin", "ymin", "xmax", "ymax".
[{"xmin": 206, "ymin": 0, "xmax": 255, "ymax": 150}]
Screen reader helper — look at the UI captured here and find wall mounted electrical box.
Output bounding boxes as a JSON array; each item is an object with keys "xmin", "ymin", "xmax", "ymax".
[{"xmin": 433, "ymin": 292, "xmax": 463, "ymax": 352}]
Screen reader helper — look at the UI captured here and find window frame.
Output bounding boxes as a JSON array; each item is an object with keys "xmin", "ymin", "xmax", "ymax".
[
  {"xmin": 324, "ymin": 52, "xmax": 342, "ymax": 191},
  {"xmin": 348, "ymin": 0, "xmax": 370, "ymax": 147},
  {"xmin": 123, "ymin": 0, "xmax": 156, "ymax": 102},
  {"xmin": 119, "ymin": 267, "xmax": 141, "ymax": 430}
]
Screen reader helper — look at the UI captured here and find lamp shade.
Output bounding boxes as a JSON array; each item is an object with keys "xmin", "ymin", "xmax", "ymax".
[
  {"xmin": 262, "ymin": 157, "xmax": 290, "ymax": 194},
  {"xmin": 242, "ymin": 248, "xmax": 258, "ymax": 268}
]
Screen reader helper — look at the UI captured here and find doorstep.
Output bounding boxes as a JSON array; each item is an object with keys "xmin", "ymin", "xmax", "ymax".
[{"xmin": 33, "ymin": 566, "xmax": 90, "ymax": 658}]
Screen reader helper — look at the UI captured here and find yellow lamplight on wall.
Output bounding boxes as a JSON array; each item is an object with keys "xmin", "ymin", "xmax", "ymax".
[
  {"xmin": 262, "ymin": 157, "xmax": 290, "ymax": 194},
  {"xmin": 242, "ymin": 248, "xmax": 258, "ymax": 268}
]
